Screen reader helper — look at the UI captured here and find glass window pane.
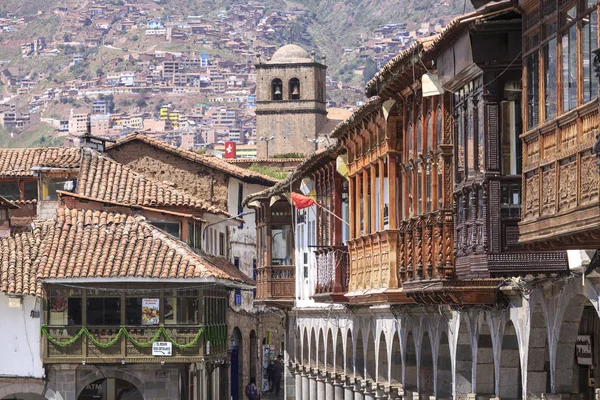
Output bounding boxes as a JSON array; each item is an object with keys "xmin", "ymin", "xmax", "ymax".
[
  {"xmin": 417, "ymin": 168, "xmax": 422, "ymax": 215},
  {"xmin": 543, "ymin": 39, "xmax": 557, "ymax": 120},
  {"xmin": 49, "ymin": 297, "xmax": 82, "ymax": 325},
  {"xmin": 150, "ymin": 221, "xmax": 181, "ymax": 238},
  {"xmin": 271, "ymin": 224, "xmax": 293, "ymax": 265},
  {"xmin": 426, "ymin": 115, "xmax": 433, "ymax": 152},
  {"xmin": 526, "ymin": 53, "xmax": 539, "ymax": 128},
  {"xmin": 583, "ymin": 11, "xmax": 598, "ymax": 102},
  {"xmin": 125, "ymin": 298, "xmax": 142, "ymax": 325},
  {"xmin": 24, "ymin": 181, "xmax": 37, "ymax": 201},
  {"xmin": 178, "ymin": 297, "xmax": 199, "ymax": 324},
  {"xmin": 417, "ymin": 115, "xmax": 423, "ymax": 153},
  {"xmin": 45, "ymin": 179, "xmax": 76, "ymax": 201},
  {"xmin": 562, "ymin": 25, "xmax": 578, "ymax": 111},
  {"xmin": 407, "ymin": 120, "xmax": 413, "ymax": 159},
  {"xmin": 467, "ymin": 103, "xmax": 475, "ymax": 178},
  {"xmin": 456, "ymin": 100, "xmax": 465, "ymax": 182},
  {"xmin": 87, "ymin": 298, "xmax": 121, "ymax": 325},
  {"xmin": 0, "ymin": 182, "xmax": 20, "ymax": 201},
  {"xmin": 436, "ymin": 106, "xmax": 443, "ymax": 146}
]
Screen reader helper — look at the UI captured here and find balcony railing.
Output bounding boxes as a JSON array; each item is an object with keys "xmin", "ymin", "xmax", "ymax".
[
  {"xmin": 255, "ymin": 265, "xmax": 295, "ymax": 307},
  {"xmin": 42, "ymin": 324, "xmax": 227, "ymax": 363},
  {"xmin": 313, "ymin": 245, "xmax": 349, "ymax": 302}
]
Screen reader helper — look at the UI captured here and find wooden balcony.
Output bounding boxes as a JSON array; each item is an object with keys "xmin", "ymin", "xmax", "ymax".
[
  {"xmin": 520, "ymin": 101, "xmax": 600, "ymax": 249},
  {"xmin": 42, "ymin": 324, "xmax": 227, "ymax": 364},
  {"xmin": 347, "ymin": 230, "xmax": 413, "ymax": 304},
  {"xmin": 255, "ymin": 265, "xmax": 295, "ymax": 308},
  {"xmin": 313, "ymin": 245, "xmax": 350, "ymax": 303}
]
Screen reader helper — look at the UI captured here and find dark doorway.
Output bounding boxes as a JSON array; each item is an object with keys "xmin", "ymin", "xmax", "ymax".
[{"xmin": 231, "ymin": 327, "xmax": 243, "ymax": 400}]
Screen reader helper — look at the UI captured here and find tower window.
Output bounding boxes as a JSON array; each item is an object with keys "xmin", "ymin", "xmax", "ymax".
[
  {"xmin": 289, "ymin": 78, "xmax": 300, "ymax": 100},
  {"xmin": 271, "ymin": 78, "xmax": 283, "ymax": 101}
]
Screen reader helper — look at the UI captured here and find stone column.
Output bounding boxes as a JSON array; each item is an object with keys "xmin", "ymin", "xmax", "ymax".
[
  {"xmin": 325, "ymin": 378, "xmax": 335, "ymax": 399},
  {"xmin": 317, "ymin": 377, "xmax": 326, "ymax": 400},
  {"xmin": 344, "ymin": 384, "xmax": 355, "ymax": 400},
  {"xmin": 354, "ymin": 382, "xmax": 364, "ymax": 400},
  {"xmin": 302, "ymin": 373, "xmax": 310, "ymax": 400},
  {"xmin": 363, "ymin": 386, "xmax": 375, "ymax": 400},
  {"xmin": 310, "ymin": 375, "xmax": 318, "ymax": 400},
  {"xmin": 334, "ymin": 382, "xmax": 345, "ymax": 400},
  {"xmin": 295, "ymin": 372, "xmax": 303, "ymax": 400}
]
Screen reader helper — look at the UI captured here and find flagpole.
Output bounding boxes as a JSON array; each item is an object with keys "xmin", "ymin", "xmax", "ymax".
[{"xmin": 314, "ymin": 202, "xmax": 350, "ymax": 227}]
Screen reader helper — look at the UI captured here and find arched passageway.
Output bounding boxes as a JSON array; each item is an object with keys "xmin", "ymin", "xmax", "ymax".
[
  {"xmin": 476, "ymin": 314, "xmax": 495, "ymax": 396},
  {"xmin": 455, "ymin": 316, "xmax": 473, "ymax": 399},
  {"xmin": 78, "ymin": 378, "xmax": 143, "ymax": 400},
  {"xmin": 355, "ymin": 329, "xmax": 365, "ymax": 379},
  {"xmin": 555, "ymin": 294, "xmax": 600, "ymax": 398},
  {"xmin": 405, "ymin": 331, "xmax": 418, "ymax": 390},
  {"xmin": 437, "ymin": 332, "xmax": 452, "ymax": 398},
  {"xmin": 391, "ymin": 331, "xmax": 403, "ymax": 385},
  {"xmin": 526, "ymin": 302, "xmax": 550, "ymax": 399},
  {"xmin": 326, "ymin": 328, "xmax": 334, "ymax": 372},
  {"xmin": 318, "ymin": 329, "xmax": 325, "ymax": 370},
  {"xmin": 345, "ymin": 330, "xmax": 354, "ymax": 376},
  {"xmin": 335, "ymin": 329, "xmax": 344, "ymax": 374},
  {"xmin": 377, "ymin": 331, "xmax": 389, "ymax": 383},
  {"xmin": 366, "ymin": 330, "xmax": 377, "ymax": 381},
  {"xmin": 230, "ymin": 327, "xmax": 243, "ymax": 400},
  {"xmin": 498, "ymin": 320, "xmax": 522, "ymax": 399},
  {"xmin": 419, "ymin": 332, "xmax": 434, "ymax": 396}
]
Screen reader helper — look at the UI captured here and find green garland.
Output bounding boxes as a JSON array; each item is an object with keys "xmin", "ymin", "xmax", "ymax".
[
  {"xmin": 41, "ymin": 325, "xmax": 205, "ymax": 350},
  {"xmin": 205, "ymin": 325, "xmax": 227, "ymax": 346}
]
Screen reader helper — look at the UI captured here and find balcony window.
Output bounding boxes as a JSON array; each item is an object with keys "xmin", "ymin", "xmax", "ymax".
[
  {"xmin": 416, "ymin": 110, "xmax": 423, "ymax": 154},
  {"xmin": 543, "ymin": 38, "xmax": 557, "ymax": 120},
  {"xmin": 48, "ymin": 297, "xmax": 82, "ymax": 325},
  {"xmin": 426, "ymin": 112, "xmax": 433, "ymax": 152},
  {"xmin": 43, "ymin": 179, "xmax": 76, "ymax": 201},
  {"xmin": 271, "ymin": 224, "xmax": 293, "ymax": 265},
  {"xmin": 125, "ymin": 297, "xmax": 143, "ymax": 325},
  {"xmin": 406, "ymin": 168, "xmax": 413, "ymax": 218},
  {"xmin": 24, "ymin": 181, "xmax": 37, "ymax": 201},
  {"xmin": 407, "ymin": 118, "xmax": 413, "ymax": 160},
  {"xmin": 501, "ymin": 99, "xmax": 522, "ymax": 176},
  {"xmin": 87, "ymin": 297, "xmax": 121, "ymax": 326},
  {"xmin": 561, "ymin": 22, "xmax": 577, "ymax": 112},
  {"xmin": 426, "ymin": 164, "xmax": 432, "ymax": 213},
  {"xmin": 467, "ymin": 102, "xmax": 475, "ymax": 179},
  {"xmin": 437, "ymin": 163, "xmax": 443, "ymax": 209},
  {"xmin": 456, "ymin": 103, "xmax": 465, "ymax": 183},
  {"xmin": 165, "ymin": 291, "xmax": 199, "ymax": 325},
  {"xmin": 526, "ymin": 52, "xmax": 539, "ymax": 128},
  {"xmin": 417, "ymin": 167, "xmax": 423, "ymax": 215},
  {"xmin": 582, "ymin": 10, "xmax": 598, "ymax": 102}
]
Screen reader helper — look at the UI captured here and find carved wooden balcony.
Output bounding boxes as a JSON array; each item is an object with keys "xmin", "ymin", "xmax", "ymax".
[
  {"xmin": 42, "ymin": 324, "xmax": 227, "ymax": 364},
  {"xmin": 347, "ymin": 230, "xmax": 412, "ymax": 304},
  {"xmin": 313, "ymin": 245, "xmax": 350, "ymax": 303},
  {"xmin": 255, "ymin": 265, "xmax": 295, "ymax": 308},
  {"xmin": 520, "ymin": 101, "xmax": 600, "ymax": 248}
]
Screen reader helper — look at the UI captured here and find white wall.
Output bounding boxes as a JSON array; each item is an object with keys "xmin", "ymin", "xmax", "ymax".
[
  {"xmin": 227, "ymin": 178, "xmax": 267, "ymax": 312},
  {"xmin": 0, "ymin": 294, "xmax": 44, "ymax": 378}
]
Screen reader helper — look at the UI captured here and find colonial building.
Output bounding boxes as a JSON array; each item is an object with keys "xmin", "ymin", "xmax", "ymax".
[{"xmin": 246, "ymin": 1, "xmax": 600, "ymax": 400}]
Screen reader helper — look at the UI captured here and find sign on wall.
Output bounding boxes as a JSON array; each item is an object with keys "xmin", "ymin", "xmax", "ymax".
[
  {"xmin": 152, "ymin": 341, "xmax": 172, "ymax": 356},
  {"xmin": 142, "ymin": 299, "xmax": 159, "ymax": 325},
  {"xmin": 576, "ymin": 335, "xmax": 593, "ymax": 366}
]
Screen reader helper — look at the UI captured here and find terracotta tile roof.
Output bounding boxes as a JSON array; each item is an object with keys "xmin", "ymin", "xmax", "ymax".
[
  {"xmin": 0, "ymin": 147, "xmax": 80, "ymax": 177},
  {"xmin": 0, "ymin": 196, "xmax": 18, "ymax": 209},
  {"xmin": 77, "ymin": 148, "xmax": 231, "ymax": 217},
  {"xmin": 0, "ymin": 208, "xmax": 254, "ymax": 297},
  {"xmin": 226, "ymin": 158, "xmax": 305, "ymax": 164},
  {"xmin": 107, "ymin": 133, "xmax": 280, "ymax": 184}
]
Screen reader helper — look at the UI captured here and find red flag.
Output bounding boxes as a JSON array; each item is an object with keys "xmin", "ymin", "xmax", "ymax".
[
  {"xmin": 291, "ymin": 192, "xmax": 315, "ymax": 209},
  {"xmin": 224, "ymin": 141, "xmax": 236, "ymax": 159}
]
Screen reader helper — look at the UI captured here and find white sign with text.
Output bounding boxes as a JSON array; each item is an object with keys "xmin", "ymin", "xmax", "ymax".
[{"xmin": 152, "ymin": 341, "xmax": 172, "ymax": 356}]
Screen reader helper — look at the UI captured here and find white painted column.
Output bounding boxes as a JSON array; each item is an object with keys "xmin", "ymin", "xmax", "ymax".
[
  {"xmin": 317, "ymin": 378, "xmax": 326, "ymax": 400},
  {"xmin": 344, "ymin": 384, "xmax": 355, "ymax": 400},
  {"xmin": 334, "ymin": 382, "xmax": 345, "ymax": 400},
  {"xmin": 354, "ymin": 382, "xmax": 364, "ymax": 400},
  {"xmin": 325, "ymin": 378, "xmax": 335, "ymax": 399},
  {"xmin": 295, "ymin": 372, "xmax": 303, "ymax": 400},
  {"xmin": 302, "ymin": 373, "xmax": 310, "ymax": 400},
  {"xmin": 310, "ymin": 376, "xmax": 318, "ymax": 400}
]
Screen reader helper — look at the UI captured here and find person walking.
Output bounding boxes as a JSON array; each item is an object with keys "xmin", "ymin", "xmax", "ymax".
[
  {"xmin": 272, "ymin": 356, "xmax": 284, "ymax": 395},
  {"xmin": 266, "ymin": 359, "xmax": 275, "ymax": 392}
]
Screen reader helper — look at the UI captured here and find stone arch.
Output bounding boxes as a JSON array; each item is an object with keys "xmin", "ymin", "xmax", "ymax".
[
  {"xmin": 326, "ymin": 328, "xmax": 334, "ymax": 372},
  {"xmin": 75, "ymin": 368, "xmax": 145, "ymax": 399},
  {"xmin": 355, "ymin": 329, "xmax": 365, "ymax": 379},
  {"xmin": 271, "ymin": 78, "xmax": 282, "ymax": 100},
  {"xmin": 476, "ymin": 313, "xmax": 495, "ymax": 396},
  {"xmin": 318, "ymin": 328, "xmax": 325, "ymax": 371},
  {"xmin": 302, "ymin": 327, "xmax": 309, "ymax": 366},
  {"xmin": 345, "ymin": 329, "xmax": 354, "ymax": 376},
  {"xmin": 419, "ymin": 331, "xmax": 434, "ymax": 396},
  {"xmin": 526, "ymin": 298, "xmax": 550, "ymax": 398},
  {"xmin": 366, "ymin": 329, "xmax": 377, "ymax": 381},
  {"xmin": 455, "ymin": 314, "xmax": 473, "ymax": 399},
  {"xmin": 391, "ymin": 330, "xmax": 403, "ymax": 385},
  {"xmin": 230, "ymin": 326, "xmax": 243, "ymax": 400},
  {"xmin": 498, "ymin": 319, "xmax": 522, "ymax": 399},
  {"xmin": 335, "ymin": 329, "xmax": 344, "ymax": 374},
  {"xmin": 310, "ymin": 327, "xmax": 317, "ymax": 369},
  {"xmin": 405, "ymin": 330, "xmax": 418, "ymax": 390},
  {"xmin": 554, "ymin": 293, "xmax": 600, "ymax": 395},
  {"xmin": 0, "ymin": 382, "xmax": 57, "ymax": 400},
  {"xmin": 377, "ymin": 330, "xmax": 389, "ymax": 383},
  {"xmin": 437, "ymin": 331, "xmax": 452, "ymax": 398}
]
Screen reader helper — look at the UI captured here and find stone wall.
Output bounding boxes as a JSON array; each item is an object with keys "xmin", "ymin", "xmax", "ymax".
[{"xmin": 107, "ymin": 141, "xmax": 230, "ymax": 210}]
